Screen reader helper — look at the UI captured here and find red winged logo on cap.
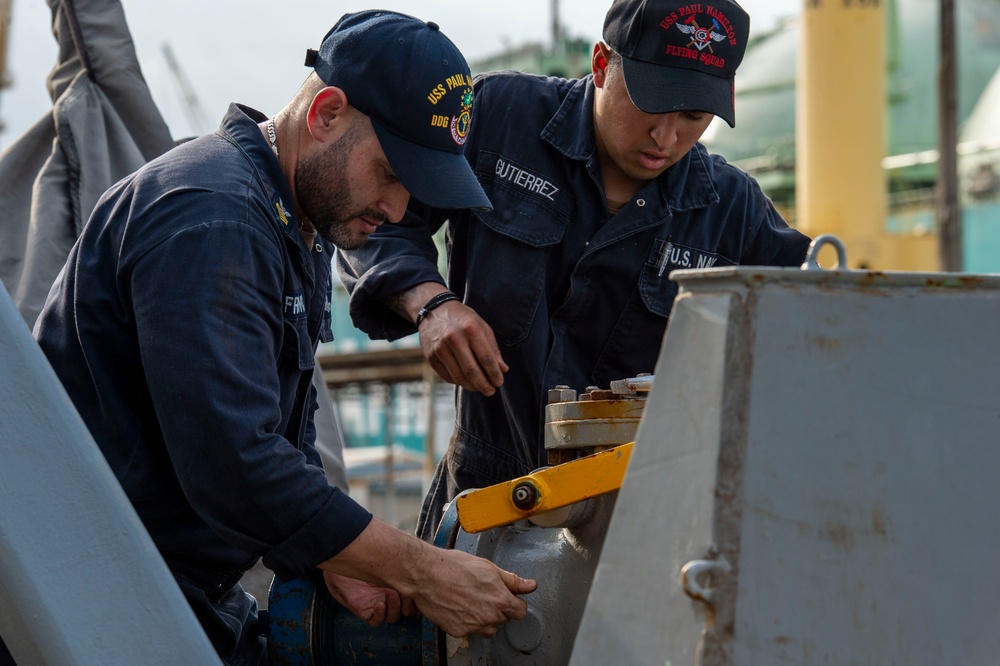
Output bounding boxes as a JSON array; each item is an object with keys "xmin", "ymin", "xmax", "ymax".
[{"xmin": 676, "ymin": 18, "xmax": 727, "ymax": 52}]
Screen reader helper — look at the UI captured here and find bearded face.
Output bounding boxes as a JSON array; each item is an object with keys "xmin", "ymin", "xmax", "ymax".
[{"xmin": 294, "ymin": 119, "xmax": 392, "ymax": 250}]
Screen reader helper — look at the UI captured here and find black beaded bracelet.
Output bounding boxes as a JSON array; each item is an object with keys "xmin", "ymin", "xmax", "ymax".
[{"xmin": 415, "ymin": 291, "xmax": 460, "ymax": 327}]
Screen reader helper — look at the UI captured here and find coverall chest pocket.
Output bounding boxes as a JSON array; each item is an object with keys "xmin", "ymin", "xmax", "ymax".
[
  {"xmin": 590, "ymin": 239, "xmax": 681, "ymax": 382},
  {"xmin": 464, "ymin": 187, "xmax": 568, "ymax": 346},
  {"xmin": 281, "ymin": 317, "xmax": 316, "ymax": 371},
  {"xmin": 639, "ymin": 263, "xmax": 680, "ymax": 318},
  {"xmin": 640, "ymin": 238, "xmax": 705, "ymax": 317}
]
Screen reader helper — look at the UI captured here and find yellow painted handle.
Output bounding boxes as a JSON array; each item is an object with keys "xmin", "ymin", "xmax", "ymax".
[{"xmin": 455, "ymin": 442, "xmax": 634, "ymax": 534}]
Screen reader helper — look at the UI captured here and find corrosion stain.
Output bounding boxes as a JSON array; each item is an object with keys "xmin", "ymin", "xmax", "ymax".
[
  {"xmin": 924, "ymin": 275, "xmax": 988, "ymax": 290},
  {"xmin": 857, "ymin": 271, "xmax": 888, "ymax": 288},
  {"xmin": 823, "ymin": 521, "xmax": 856, "ymax": 550},
  {"xmin": 871, "ymin": 508, "xmax": 887, "ymax": 536},
  {"xmin": 811, "ymin": 334, "xmax": 842, "ymax": 350}
]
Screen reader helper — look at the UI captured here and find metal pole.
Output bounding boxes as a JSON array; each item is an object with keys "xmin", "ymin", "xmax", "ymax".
[
  {"xmin": 382, "ymin": 384, "xmax": 397, "ymax": 527},
  {"xmin": 422, "ymin": 364, "xmax": 438, "ymax": 496},
  {"xmin": 0, "ymin": 0, "xmax": 11, "ymax": 137},
  {"xmin": 937, "ymin": 0, "xmax": 961, "ymax": 271},
  {"xmin": 551, "ymin": 0, "xmax": 561, "ymax": 55}
]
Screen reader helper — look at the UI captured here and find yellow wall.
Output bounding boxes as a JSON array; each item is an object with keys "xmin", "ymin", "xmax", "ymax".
[{"xmin": 875, "ymin": 233, "xmax": 940, "ymax": 271}]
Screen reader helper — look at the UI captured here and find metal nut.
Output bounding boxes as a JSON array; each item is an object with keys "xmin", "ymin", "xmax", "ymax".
[
  {"xmin": 511, "ymin": 482, "xmax": 539, "ymax": 510},
  {"xmin": 547, "ymin": 385, "xmax": 577, "ymax": 404}
]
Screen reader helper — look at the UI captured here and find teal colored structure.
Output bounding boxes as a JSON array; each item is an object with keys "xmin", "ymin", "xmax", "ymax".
[{"xmin": 322, "ymin": 285, "xmax": 429, "ymax": 454}]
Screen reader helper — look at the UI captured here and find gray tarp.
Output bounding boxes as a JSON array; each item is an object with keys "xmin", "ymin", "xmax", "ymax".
[
  {"xmin": 0, "ymin": 0, "xmax": 349, "ymax": 490},
  {"xmin": 0, "ymin": 0, "xmax": 173, "ymax": 326}
]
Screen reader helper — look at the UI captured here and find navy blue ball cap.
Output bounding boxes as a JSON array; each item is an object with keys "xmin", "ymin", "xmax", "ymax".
[
  {"xmin": 603, "ymin": 0, "xmax": 750, "ymax": 127},
  {"xmin": 306, "ymin": 11, "xmax": 491, "ymax": 211}
]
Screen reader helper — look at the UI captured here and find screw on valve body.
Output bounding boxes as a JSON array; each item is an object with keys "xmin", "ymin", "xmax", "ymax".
[{"xmin": 511, "ymin": 482, "xmax": 539, "ymax": 510}]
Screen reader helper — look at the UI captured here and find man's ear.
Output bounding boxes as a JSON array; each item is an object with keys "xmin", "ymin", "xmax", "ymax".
[
  {"xmin": 306, "ymin": 87, "xmax": 349, "ymax": 142},
  {"xmin": 592, "ymin": 42, "xmax": 609, "ymax": 88}
]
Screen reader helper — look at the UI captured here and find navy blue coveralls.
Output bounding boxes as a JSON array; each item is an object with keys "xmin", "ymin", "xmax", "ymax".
[
  {"xmin": 336, "ymin": 72, "xmax": 811, "ymax": 540},
  {"xmin": 34, "ymin": 104, "xmax": 372, "ymax": 665}
]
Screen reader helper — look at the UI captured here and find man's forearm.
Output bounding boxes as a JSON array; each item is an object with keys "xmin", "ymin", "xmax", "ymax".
[
  {"xmin": 317, "ymin": 517, "xmax": 427, "ymax": 596},
  {"xmin": 382, "ymin": 281, "xmax": 451, "ymax": 325},
  {"xmin": 316, "ymin": 516, "xmax": 537, "ymax": 638}
]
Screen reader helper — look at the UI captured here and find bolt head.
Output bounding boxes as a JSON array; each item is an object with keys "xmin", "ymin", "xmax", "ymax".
[
  {"xmin": 547, "ymin": 386, "xmax": 578, "ymax": 404},
  {"xmin": 511, "ymin": 482, "xmax": 538, "ymax": 510}
]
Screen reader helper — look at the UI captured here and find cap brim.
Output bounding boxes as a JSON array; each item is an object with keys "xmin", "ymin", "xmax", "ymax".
[
  {"xmin": 621, "ymin": 57, "xmax": 736, "ymax": 128},
  {"xmin": 370, "ymin": 119, "xmax": 492, "ymax": 211}
]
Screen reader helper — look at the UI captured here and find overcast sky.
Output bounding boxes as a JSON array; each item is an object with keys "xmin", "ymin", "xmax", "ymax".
[{"xmin": 1, "ymin": 0, "xmax": 797, "ymax": 147}]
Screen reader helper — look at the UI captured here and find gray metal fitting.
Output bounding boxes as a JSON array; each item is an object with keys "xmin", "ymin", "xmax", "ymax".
[{"xmin": 547, "ymin": 385, "xmax": 577, "ymax": 404}]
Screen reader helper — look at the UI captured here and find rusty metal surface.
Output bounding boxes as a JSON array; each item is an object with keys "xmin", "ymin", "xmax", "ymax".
[
  {"xmin": 669, "ymin": 264, "xmax": 1000, "ymax": 291},
  {"xmin": 573, "ymin": 265, "xmax": 1000, "ymax": 665},
  {"xmin": 544, "ymin": 394, "xmax": 647, "ymax": 451},
  {"xmin": 267, "ymin": 576, "xmax": 318, "ymax": 665}
]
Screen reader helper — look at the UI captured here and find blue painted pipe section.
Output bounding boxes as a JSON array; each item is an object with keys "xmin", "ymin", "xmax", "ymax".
[
  {"xmin": 266, "ymin": 576, "xmax": 316, "ymax": 665},
  {"xmin": 315, "ymin": 592, "xmax": 423, "ymax": 664},
  {"xmin": 267, "ymin": 574, "xmax": 425, "ymax": 665},
  {"xmin": 266, "ymin": 503, "xmax": 465, "ymax": 664}
]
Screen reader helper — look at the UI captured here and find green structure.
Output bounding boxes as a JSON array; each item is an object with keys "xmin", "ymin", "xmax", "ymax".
[
  {"xmin": 701, "ymin": 0, "xmax": 1000, "ymax": 271},
  {"xmin": 469, "ymin": 36, "xmax": 593, "ymax": 79}
]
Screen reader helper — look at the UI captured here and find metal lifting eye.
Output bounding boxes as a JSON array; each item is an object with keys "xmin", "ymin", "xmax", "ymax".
[{"xmin": 801, "ymin": 234, "xmax": 848, "ymax": 270}]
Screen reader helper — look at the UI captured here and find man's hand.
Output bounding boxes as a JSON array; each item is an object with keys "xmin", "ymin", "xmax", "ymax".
[
  {"xmin": 318, "ymin": 519, "xmax": 537, "ymax": 639},
  {"xmin": 322, "ymin": 571, "xmax": 416, "ymax": 627},
  {"xmin": 382, "ymin": 282, "xmax": 508, "ymax": 396},
  {"xmin": 418, "ymin": 300, "xmax": 508, "ymax": 396},
  {"xmin": 408, "ymin": 547, "xmax": 537, "ymax": 638}
]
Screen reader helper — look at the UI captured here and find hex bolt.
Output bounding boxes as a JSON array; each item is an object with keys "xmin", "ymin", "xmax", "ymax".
[
  {"xmin": 511, "ymin": 482, "xmax": 539, "ymax": 510},
  {"xmin": 548, "ymin": 385, "xmax": 577, "ymax": 404}
]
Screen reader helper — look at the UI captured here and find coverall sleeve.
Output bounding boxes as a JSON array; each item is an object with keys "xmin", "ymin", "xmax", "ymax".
[
  {"xmin": 736, "ymin": 175, "xmax": 812, "ymax": 267},
  {"xmin": 129, "ymin": 220, "xmax": 371, "ymax": 580}
]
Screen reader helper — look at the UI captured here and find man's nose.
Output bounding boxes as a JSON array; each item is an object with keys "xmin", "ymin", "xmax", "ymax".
[
  {"xmin": 650, "ymin": 113, "xmax": 681, "ymax": 149},
  {"xmin": 380, "ymin": 183, "xmax": 410, "ymax": 223}
]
